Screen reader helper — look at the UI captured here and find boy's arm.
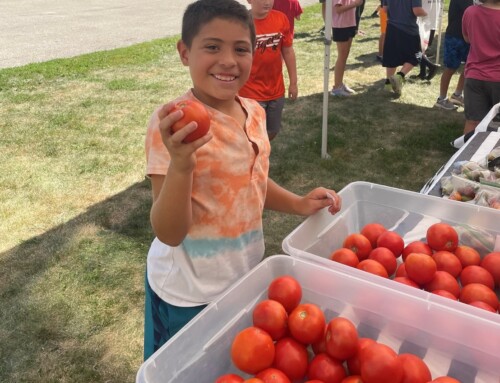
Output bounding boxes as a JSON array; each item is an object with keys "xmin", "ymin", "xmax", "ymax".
[
  {"xmin": 282, "ymin": 46, "xmax": 298, "ymax": 100},
  {"xmin": 413, "ymin": 7, "xmax": 427, "ymax": 17},
  {"xmin": 265, "ymin": 178, "xmax": 342, "ymax": 216},
  {"xmin": 149, "ymin": 103, "xmax": 212, "ymax": 246},
  {"xmin": 334, "ymin": 0, "xmax": 363, "ymax": 14}
]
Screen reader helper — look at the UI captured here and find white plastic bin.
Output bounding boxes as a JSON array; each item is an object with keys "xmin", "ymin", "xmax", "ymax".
[{"xmin": 136, "ymin": 255, "xmax": 500, "ymax": 383}]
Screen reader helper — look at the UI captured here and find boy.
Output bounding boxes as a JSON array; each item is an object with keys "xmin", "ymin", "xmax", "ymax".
[
  {"xmin": 434, "ymin": 0, "xmax": 473, "ymax": 110},
  {"xmin": 143, "ymin": 0, "xmax": 341, "ymax": 360},
  {"xmin": 382, "ymin": 0, "xmax": 427, "ymax": 95},
  {"xmin": 272, "ymin": 0, "xmax": 303, "ymax": 38},
  {"xmin": 239, "ymin": 0, "xmax": 298, "ymax": 141}
]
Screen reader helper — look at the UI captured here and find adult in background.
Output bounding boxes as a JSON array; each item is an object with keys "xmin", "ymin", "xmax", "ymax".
[
  {"xmin": 433, "ymin": 0, "xmax": 473, "ymax": 110},
  {"xmin": 462, "ymin": 0, "xmax": 500, "ymax": 134},
  {"xmin": 272, "ymin": 0, "xmax": 303, "ymax": 37}
]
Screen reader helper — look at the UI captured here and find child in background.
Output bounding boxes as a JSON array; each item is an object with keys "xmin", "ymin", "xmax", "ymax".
[
  {"xmin": 328, "ymin": 0, "xmax": 364, "ymax": 96},
  {"xmin": 461, "ymin": 0, "xmax": 500, "ymax": 134},
  {"xmin": 376, "ymin": 0, "xmax": 387, "ymax": 63},
  {"xmin": 144, "ymin": 0, "xmax": 342, "ymax": 360},
  {"xmin": 272, "ymin": 0, "xmax": 303, "ymax": 37},
  {"xmin": 382, "ymin": 0, "xmax": 427, "ymax": 96},
  {"xmin": 433, "ymin": 0, "xmax": 473, "ymax": 110},
  {"xmin": 239, "ymin": 0, "xmax": 298, "ymax": 141}
]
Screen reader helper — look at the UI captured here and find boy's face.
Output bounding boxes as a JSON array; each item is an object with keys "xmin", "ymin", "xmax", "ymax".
[
  {"xmin": 248, "ymin": 0, "xmax": 275, "ymax": 19},
  {"xmin": 177, "ymin": 18, "xmax": 253, "ymax": 109}
]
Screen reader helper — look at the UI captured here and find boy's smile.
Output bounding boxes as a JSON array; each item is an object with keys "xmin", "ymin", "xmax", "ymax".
[{"xmin": 177, "ymin": 18, "xmax": 254, "ymax": 110}]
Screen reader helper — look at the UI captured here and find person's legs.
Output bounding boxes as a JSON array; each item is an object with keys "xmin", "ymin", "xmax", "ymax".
[
  {"xmin": 259, "ymin": 98, "xmax": 285, "ymax": 140},
  {"xmin": 334, "ymin": 39, "xmax": 353, "ymax": 89},
  {"xmin": 463, "ymin": 78, "xmax": 492, "ymax": 135},
  {"xmin": 439, "ymin": 68, "xmax": 457, "ymax": 99}
]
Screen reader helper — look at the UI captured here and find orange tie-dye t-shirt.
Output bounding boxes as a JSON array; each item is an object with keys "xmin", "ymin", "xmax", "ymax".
[{"xmin": 145, "ymin": 90, "xmax": 271, "ymax": 306}]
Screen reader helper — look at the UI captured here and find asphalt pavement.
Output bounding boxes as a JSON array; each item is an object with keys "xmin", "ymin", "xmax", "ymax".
[{"xmin": 0, "ymin": 0, "xmax": 318, "ymax": 69}]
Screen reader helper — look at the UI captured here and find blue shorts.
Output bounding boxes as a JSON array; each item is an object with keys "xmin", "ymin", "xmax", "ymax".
[
  {"xmin": 143, "ymin": 273, "xmax": 206, "ymax": 360},
  {"xmin": 443, "ymin": 35, "xmax": 469, "ymax": 70}
]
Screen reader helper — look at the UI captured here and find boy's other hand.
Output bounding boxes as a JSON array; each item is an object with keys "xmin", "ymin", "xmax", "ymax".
[
  {"xmin": 288, "ymin": 83, "xmax": 298, "ymax": 100},
  {"xmin": 299, "ymin": 187, "xmax": 342, "ymax": 216}
]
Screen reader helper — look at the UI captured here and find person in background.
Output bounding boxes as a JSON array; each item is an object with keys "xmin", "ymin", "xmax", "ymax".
[
  {"xmin": 376, "ymin": 0, "xmax": 387, "ymax": 63},
  {"xmin": 461, "ymin": 0, "xmax": 500, "ymax": 134},
  {"xmin": 382, "ymin": 0, "xmax": 427, "ymax": 96},
  {"xmin": 327, "ymin": 0, "xmax": 364, "ymax": 96},
  {"xmin": 272, "ymin": 0, "xmax": 303, "ymax": 37},
  {"xmin": 143, "ymin": 0, "xmax": 342, "ymax": 359},
  {"xmin": 416, "ymin": 0, "xmax": 440, "ymax": 80},
  {"xmin": 239, "ymin": 0, "xmax": 298, "ymax": 141},
  {"xmin": 433, "ymin": 0, "xmax": 473, "ymax": 110}
]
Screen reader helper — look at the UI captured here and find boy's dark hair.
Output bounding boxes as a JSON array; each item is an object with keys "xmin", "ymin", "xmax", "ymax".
[{"xmin": 182, "ymin": 0, "xmax": 256, "ymax": 50}]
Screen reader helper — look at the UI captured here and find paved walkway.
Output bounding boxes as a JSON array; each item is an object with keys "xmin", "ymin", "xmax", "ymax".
[{"xmin": 0, "ymin": 0, "xmax": 318, "ymax": 69}]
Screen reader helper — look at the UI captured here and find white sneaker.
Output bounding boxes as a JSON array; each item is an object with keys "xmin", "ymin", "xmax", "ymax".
[
  {"xmin": 389, "ymin": 73, "xmax": 404, "ymax": 95},
  {"xmin": 342, "ymin": 84, "xmax": 356, "ymax": 94},
  {"xmin": 330, "ymin": 87, "xmax": 353, "ymax": 97}
]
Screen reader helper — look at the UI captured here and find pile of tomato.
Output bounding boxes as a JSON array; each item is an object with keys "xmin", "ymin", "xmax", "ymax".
[
  {"xmin": 330, "ymin": 222, "xmax": 500, "ymax": 313},
  {"xmin": 214, "ymin": 275, "xmax": 463, "ymax": 383}
]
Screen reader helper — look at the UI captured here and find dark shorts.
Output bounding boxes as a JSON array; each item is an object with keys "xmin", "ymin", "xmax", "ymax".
[
  {"xmin": 464, "ymin": 78, "xmax": 500, "ymax": 122},
  {"xmin": 444, "ymin": 35, "xmax": 469, "ymax": 70},
  {"xmin": 382, "ymin": 23, "xmax": 420, "ymax": 68},
  {"xmin": 143, "ymin": 273, "xmax": 206, "ymax": 360},
  {"xmin": 332, "ymin": 26, "xmax": 357, "ymax": 42},
  {"xmin": 258, "ymin": 97, "xmax": 285, "ymax": 136}
]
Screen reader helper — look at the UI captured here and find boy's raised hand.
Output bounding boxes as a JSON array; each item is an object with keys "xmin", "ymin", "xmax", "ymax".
[{"xmin": 157, "ymin": 102, "xmax": 212, "ymax": 172}]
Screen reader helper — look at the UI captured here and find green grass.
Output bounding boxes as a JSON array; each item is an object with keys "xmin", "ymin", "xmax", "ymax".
[{"xmin": 0, "ymin": 1, "xmax": 464, "ymax": 381}]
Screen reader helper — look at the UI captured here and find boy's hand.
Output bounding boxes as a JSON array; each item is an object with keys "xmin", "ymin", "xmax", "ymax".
[
  {"xmin": 288, "ymin": 83, "xmax": 298, "ymax": 100},
  {"xmin": 299, "ymin": 187, "xmax": 342, "ymax": 216},
  {"xmin": 157, "ymin": 102, "xmax": 212, "ymax": 172}
]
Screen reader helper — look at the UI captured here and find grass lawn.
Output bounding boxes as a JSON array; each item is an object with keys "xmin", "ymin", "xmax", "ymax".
[{"xmin": 0, "ymin": 1, "xmax": 464, "ymax": 381}]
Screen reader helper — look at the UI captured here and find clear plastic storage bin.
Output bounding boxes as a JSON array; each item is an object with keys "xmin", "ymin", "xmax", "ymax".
[{"xmin": 136, "ymin": 255, "xmax": 500, "ymax": 383}]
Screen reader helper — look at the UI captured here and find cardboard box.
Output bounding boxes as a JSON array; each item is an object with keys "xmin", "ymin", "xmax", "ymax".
[{"xmin": 136, "ymin": 255, "xmax": 500, "ymax": 383}]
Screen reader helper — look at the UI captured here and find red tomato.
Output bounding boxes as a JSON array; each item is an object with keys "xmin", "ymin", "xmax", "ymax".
[
  {"xmin": 256, "ymin": 368, "xmax": 291, "ymax": 383},
  {"xmin": 432, "ymin": 251, "xmax": 462, "ymax": 278},
  {"xmin": 361, "ymin": 222, "xmax": 387, "ymax": 248},
  {"xmin": 357, "ymin": 259, "xmax": 389, "ymax": 278},
  {"xmin": 394, "ymin": 277, "xmax": 420, "ymax": 289},
  {"xmin": 341, "ymin": 377, "xmax": 363, "ymax": 383},
  {"xmin": 325, "ymin": 317, "xmax": 359, "ymax": 361},
  {"xmin": 368, "ymin": 247, "xmax": 398, "ymax": 276},
  {"xmin": 289, "ymin": 303, "xmax": 326, "ymax": 344},
  {"xmin": 360, "ymin": 343, "xmax": 403, "ymax": 383},
  {"xmin": 252, "ymin": 299, "xmax": 288, "ymax": 341},
  {"xmin": 459, "ymin": 283, "xmax": 499, "ymax": 310},
  {"xmin": 468, "ymin": 300, "xmax": 497, "ymax": 313},
  {"xmin": 426, "ymin": 223, "xmax": 458, "ymax": 252},
  {"xmin": 430, "ymin": 377, "xmax": 461, "ymax": 383},
  {"xmin": 215, "ymin": 373, "xmax": 244, "ymax": 383},
  {"xmin": 346, "ymin": 337, "xmax": 377, "ymax": 375},
  {"xmin": 395, "ymin": 263, "xmax": 408, "ymax": 278},
  {"xmin": 268, "ymin": 275, "xmax": 302, "ymax": 313},
  {"xmin": 402, "ymin": 241, "xmax": 433, "ymax": 262},
  {"xmin": 431, "ymin": 289, "xmax": 458, "ymax": 300},
  {"xmin": 398, "ymin": 353, "xmax": 431, "ymax": 383},
  {"xmin": 405, "ymin": 253, "xmax": 437, "ymax": 285},
  {"xmin": 330, "ymin": 248, "xmax": 360, "ymax": 268},
  {"xmin": 454, "ymin": 245, "xmax": 481, "ymax": 267},
  {"xmin": 308, "ymin": 353, "xmax": 346, "ymax": 383},
  {"xmin": 481, "ymin": 252, "xmax": 500, "ymax": 287},
  {"xmin": 423, "ymin": 271, "xmax": 460, "ymax": 298},
  {"xmin": 376, "ymin": 231, "xmax": 405, "ymax": 258},
  {"xmin": 343, "ymin": 233, "xmax": 373, "ymax": 260},
  {"xmin": 171, "ymin": 99, "xmax": 210, "ymax": 142},
  {"xmin": 312, "ymin": 325, "xmax": 328, "ymax": 355},
  {"xmin": 231, "ymin": 327, "xmax": 275, "ymax": 375},
  {"xmin": 273, "ymin": 337, "xmax": 309, "ymax": 381},
  {"xmin": 460, "ymin": 265, "xmax": 495, "ymax": 290}
]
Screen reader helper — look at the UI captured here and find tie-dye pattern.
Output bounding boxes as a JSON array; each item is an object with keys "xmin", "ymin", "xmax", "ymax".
[{"xmin": 145, "ymin": 90, "xmax": 270, "ymax": 306}]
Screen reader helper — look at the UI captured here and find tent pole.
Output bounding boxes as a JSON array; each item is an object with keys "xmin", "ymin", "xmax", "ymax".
[
  {"xmin": 436, "ymin": 0, "xmax": 444, "ymax": 63},
  {"xmin": 321, "ymin": 0, "xmax": 333, "ymax": 159}
]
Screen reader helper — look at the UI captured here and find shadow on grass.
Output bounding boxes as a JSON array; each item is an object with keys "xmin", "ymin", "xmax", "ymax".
[{"xmin": 0, "ymin": 180, "xmax": 152, "ymax": 382}]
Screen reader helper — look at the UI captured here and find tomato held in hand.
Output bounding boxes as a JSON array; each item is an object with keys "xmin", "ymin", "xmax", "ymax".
[
  {"xmin": 288, "ymin": 303, "xmax": 326, "ymax": 345},
  {"xmin": 426, "ymin": 223, "xmax": 458, "ymax": 252},
  {"xmin": 252, "ymin": 299, "xmax": 288, "ymax": 341},
  {"xmin": 268, "ymin": 275, "xmax": 302, "ymax": 313},
  {"xmin": 171, "ymin": 99, "xmax": 210, "ymax": 142},
  {"xmin": 231, "ymin": 327, "xmax": 275, "ymax": 375}
]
